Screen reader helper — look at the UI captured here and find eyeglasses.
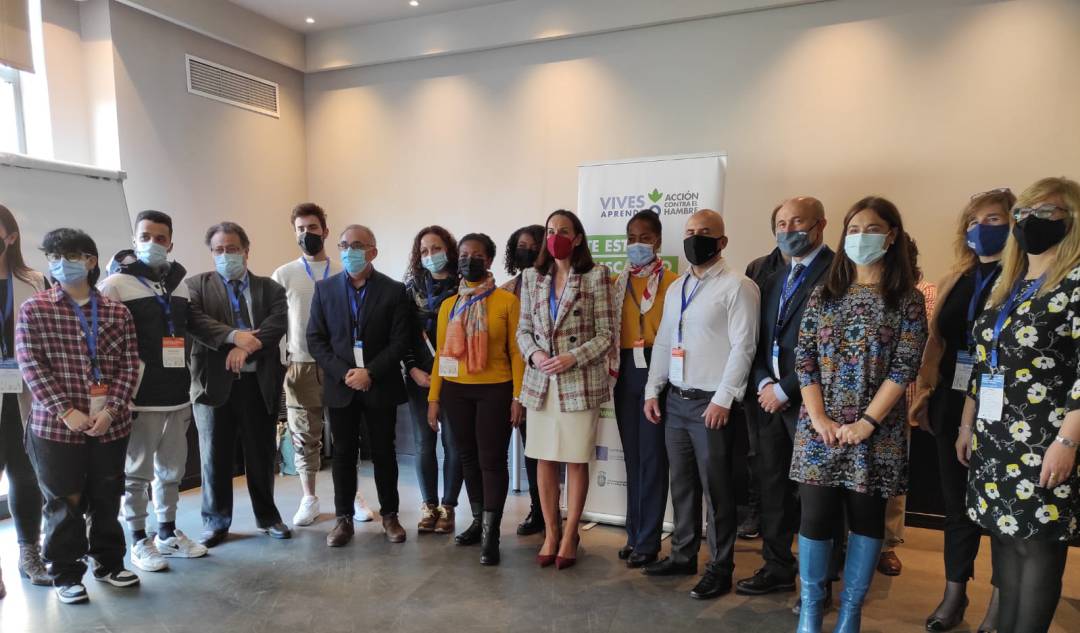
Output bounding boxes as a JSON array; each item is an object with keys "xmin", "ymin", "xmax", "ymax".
[
  {"xmin": 970, "ymin": 188, "xmax": 1012, "ymax": 200},
  {"xmin": 338, "ymin": 242, "xmax": 374, "ymax": 250},
  {"xmin": 1013, "ymin": 204, "xmax": 1069, "ymax": 222},
  {"xmin": 45, "ymin": 252, "xmax": 90, "ymax": 263},
  {"xmin": 210, "ymin": 246, "xmax": 244, "ymax": 256}
]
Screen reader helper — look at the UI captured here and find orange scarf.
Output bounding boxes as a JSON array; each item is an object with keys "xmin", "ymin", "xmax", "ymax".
[{"xmin": 443, "ymin": 275, "xmax": 495, "ymax": 374}]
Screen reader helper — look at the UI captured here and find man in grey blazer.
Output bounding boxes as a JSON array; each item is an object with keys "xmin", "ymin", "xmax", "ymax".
[{"xmin": 187, "ymin": 222, "xmax": 290, "ymax": 547}]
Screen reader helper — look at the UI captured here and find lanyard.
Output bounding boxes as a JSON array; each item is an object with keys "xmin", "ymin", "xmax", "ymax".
[
  {"xmin": 0, "ymin": 276, "xmax": 12, "ymax": 358},
  {"xmin": 549, "ymin": 278, "xmax": 566, "ymax": 323},
  {"xmin": 66, "ymin": 292, "xmax": 102, "ymax": 383},
  {"xmin": 774, "ymin": 263, "xmax": 811, "ymax": 341},
  {"xmin": 677, "ymin": 274, "xmax": 706, "ymax": 346},
  {"xmin": 990, "ymin": 275, "xmax": 1044, "ymax": 370},
  {"xmin": 424, "ymin": 275, "xmax": 438, "ymax": 332},
  {"xmin": 302, "ymin": 257, "xmax": 330, "ymax": 282},
  {"xmin": 135, "ymin": 276, "xmax": 175, "ymax": 337},
  {"xmin": 966, "ymin": 265, "xmax": 1001, "ymax": 347},
  {"xmin": 221, "ymin": 275, "xmax": 250, "ymax": 330},
  {"xmin": 626, "ymin": 267, "xmax": 662, "ymax": 337},
  {"xmin": 450, "ymin": 288, "xmax": 495, "ymax": 321},
  {"xmin": 349, "ymin": 285, "xmax": 369, "ymax": 341}
]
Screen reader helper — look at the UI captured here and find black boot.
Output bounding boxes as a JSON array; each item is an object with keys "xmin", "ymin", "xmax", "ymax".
[
  {"xmin": 517, "ymin": 506, "xmax": 545, "ymax": 535},
  {"xmin": 455, "ymin": 502, "xmax": 483, "ymax": 546},
  {"xmin": 480, "ymin": 510, "xmax": 502, "ymax": 566}
]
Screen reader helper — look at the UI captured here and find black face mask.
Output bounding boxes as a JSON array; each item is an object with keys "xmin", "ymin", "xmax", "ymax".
[
  {"xmin": 513, "ymin": 246, "xmax": 539, "ymax": 269},
  {"xmin": 1013, "ymin": 216, "xmax": 1067, "ymax": 255},
  {"xmin": 683, "ymin": 234, "xmax": 722, "ymax": 266},
  {"xmin": 298, "ymin": 232, "xmax": 324, "ymax": 256},
  {"xmin": 459, "ymin": 256, "xmax": 488, "ymax": 282}
]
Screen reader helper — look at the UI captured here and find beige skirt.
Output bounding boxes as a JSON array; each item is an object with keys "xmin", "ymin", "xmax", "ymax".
[{"xmin": 524, "ymin": 377, "xmax": 600, "ymax": 464}]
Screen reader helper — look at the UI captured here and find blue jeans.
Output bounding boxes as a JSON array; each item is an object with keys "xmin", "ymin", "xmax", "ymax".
[{"xmin": 406, "ymin": 377, "xmax": 463, "ymax": 507}]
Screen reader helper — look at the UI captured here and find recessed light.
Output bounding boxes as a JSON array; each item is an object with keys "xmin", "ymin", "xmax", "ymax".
[
  {"xmin": 305, "ymin": 17, "xmax": 315, "ymax": 24},
  {"xmin": 409, "ymin": 1, "xmax": 420, "ymax": 7}
]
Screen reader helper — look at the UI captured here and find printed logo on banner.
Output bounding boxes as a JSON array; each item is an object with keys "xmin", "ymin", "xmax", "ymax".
[
  {"xmin": 598, "ymin": 187, "xmax": 704, "ymax": 219},
  {"xmin": 597, "ymin": 471, "xmax": 607, "ymax": 487},
  {"xmin": 595, "ymin": 445, "xmax": 609, "ymax": 461}
]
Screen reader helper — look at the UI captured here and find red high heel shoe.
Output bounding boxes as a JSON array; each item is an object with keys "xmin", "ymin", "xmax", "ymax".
[
  {"xmin": 555, "ymin": 534, "xmax": 580, "ymax": 570},
  {"xmin": 536, "ymin": 528, "xmax": 562, "ymax": 567}
]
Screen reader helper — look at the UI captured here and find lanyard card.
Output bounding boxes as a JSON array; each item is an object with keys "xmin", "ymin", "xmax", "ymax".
[
  {"xmin": 951, "ymin": 351, "xmax": 976, "ymax": 392},
  {"xmin": 0, "ymin": 358, "xmax": 21, "ymax": 394},
  {"xmin": 771, "ymin": 343, "xmax": 781, "ymax": 379},
  {"xmin": 439, "ymin": 356, "xmax": 460, "ymax": 378},
  {"xmin": 353, "ymin": 341, "xmax": 365, "ymax": 369},
  {"xmin": 89, "ymin": 382, "xmax": 109, "ymax": 417},
  {"xmin": 633, "ymin": 339, "xmax": 648, "ymax": 369},
  {"xmin": 162, "ymin": 336, "xmax": 185, "ymax": 368},
  {"xmin": 670, "ymin": 347, "xmax": 686, "ymax": 384},
  {"xmin": 977, "ymin": 373, "xmax": 1005, "ymax": 422}
]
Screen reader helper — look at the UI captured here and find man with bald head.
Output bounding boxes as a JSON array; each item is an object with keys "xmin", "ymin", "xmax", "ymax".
[
  {"xmin": 643, "ymin": 209, "xmax": 760, "ymax": 600},
  {"xmin": 736, "ymin": 197, "xmax": 836, "ymax": 599},
  {"xmin": 307, "ymin": 224, "xmax": 412, "ymax": 547}
]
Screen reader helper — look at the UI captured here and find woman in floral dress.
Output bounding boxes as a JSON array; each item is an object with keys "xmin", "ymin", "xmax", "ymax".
[{"xmin": 957, "ymin": 177, "xmax": 1080, "ymax": 633}]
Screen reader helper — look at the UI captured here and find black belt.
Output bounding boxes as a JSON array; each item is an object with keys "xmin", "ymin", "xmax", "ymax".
[{"xmin": 669, "ymin": 385, "xmax": 715, "ymax": 401}]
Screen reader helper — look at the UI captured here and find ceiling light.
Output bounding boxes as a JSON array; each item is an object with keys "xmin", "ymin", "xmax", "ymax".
[
  {"xmin": 305, "ymin": 17, "xmax": 315, "ymax": 24},
  {"xmin": 409, "ymin": 1, "xmax": 420, "ymax": 7}
]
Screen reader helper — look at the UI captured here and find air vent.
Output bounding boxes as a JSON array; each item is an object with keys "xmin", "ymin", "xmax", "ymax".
[{"xmin": 185, "ymin": 55, "xmax": 279, "ymax": 118}]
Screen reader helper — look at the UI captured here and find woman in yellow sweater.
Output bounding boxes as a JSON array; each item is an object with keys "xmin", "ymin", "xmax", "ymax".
[
  {"xmin": 428, "ymin": 233, "xmax": 525, "ymax": 566},
  {"xmin": 610, "ymin": 209, "xmax": 678, "ymax": 568}
]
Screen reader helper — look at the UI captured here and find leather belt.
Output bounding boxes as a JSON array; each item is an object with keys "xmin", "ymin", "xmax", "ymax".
[{"xmin": 670, "ymin": 385, "xmax": 715, "ymax": 401}]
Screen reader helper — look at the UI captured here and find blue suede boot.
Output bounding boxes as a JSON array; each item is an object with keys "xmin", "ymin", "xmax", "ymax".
[
  {"xmin": 833, "ymin": 533, "xmax": 884, "ymax": 633},
  {"xmin": 796, "ymin": 535, "xmax": 833, "ymax": 633}
]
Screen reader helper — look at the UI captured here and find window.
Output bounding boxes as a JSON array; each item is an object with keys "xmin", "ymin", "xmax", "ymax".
[{"xmin": 0, "ymin": 63, "xmax": 26, "ymax": 153}]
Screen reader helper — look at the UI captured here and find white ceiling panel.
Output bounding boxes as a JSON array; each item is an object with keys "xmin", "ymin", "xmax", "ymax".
[{"xmin": 228, "ymin": 0, "xmax": 518, "ymax": 31}]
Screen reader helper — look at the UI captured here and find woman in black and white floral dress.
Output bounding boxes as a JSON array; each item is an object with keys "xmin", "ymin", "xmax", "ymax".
[{"xmin": 957, "ymin": 177, "xmax": 1080, "ymax": 633}]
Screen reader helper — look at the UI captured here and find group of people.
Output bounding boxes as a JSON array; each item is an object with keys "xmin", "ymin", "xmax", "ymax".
[{"xmin": 0, "ymin": 176, "xmax": 1075, "ymax": 633}]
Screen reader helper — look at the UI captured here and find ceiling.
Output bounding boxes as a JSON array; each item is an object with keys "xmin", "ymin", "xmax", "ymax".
[{"xmin": 228, "ymin": 0, "xmax": 516, "ymax": 32}]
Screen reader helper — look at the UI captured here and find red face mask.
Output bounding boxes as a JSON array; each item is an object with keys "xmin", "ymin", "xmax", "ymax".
[{"xmin": 546, "ymin": 233, "xmax": 574, "ymax": 260}]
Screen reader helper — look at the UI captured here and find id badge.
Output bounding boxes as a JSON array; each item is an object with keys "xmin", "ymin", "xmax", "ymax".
[
  {"xmin": 162, "ymin": 336, "xmax": 185, "ymax": 369},
  {"xmin": 771, "ymin": 343, "xmax": 781, "ymax": 378},
  {"xmin": 89, "ymin": 383, "xmax": 109, "ymax": 417},
  {"xmin": 353, "ymin": 341, "xmax": 365, "ymax": 368},
  {"xmin": 670, "ymin": 347, "xmax": 686, "ymax": 383},
  {"xmin": 951, "ymin": 351, "xmax": 975, "ymax": 392},
  {"xmin": 633, "ymin": 339, "xmax": 647, "ymax": 369},
  {"xmin": 439, "ymin": 356, "xmax": 460, "ymax": 378},
  {"xmin": 0, "ymin": 359, "xmax": 22, "ymax": 394},
  {"xmin": 977, "ymin": 373, "xmax": 1004, "ymax": 422}
]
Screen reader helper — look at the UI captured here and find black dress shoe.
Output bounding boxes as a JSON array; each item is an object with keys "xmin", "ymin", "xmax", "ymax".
[
  {"xmin": 262, "ymin": 522, "xmax": 292, "ymax": 539},
  {"xmin": 627, "ymin": 552, "xmax": 658, "ymax": 569},
  {"xmin": 642, "ymin": 557, "xmax": 697, "ymax": 577},
  {"xmin": 199, "ymin": 529, "xmax": 228, "ymax": 548},
  {"xmin": 690, "ymin": 571, "xmax": 732, "ymax": 600},
  {"xmin": 516, "ymin": 508, "xmax": 545, "ymax": 536},
  {"xmin": 617, "ymin": 545, "xmax": 634, "ymax": 560},
  {"xmin": 736, "ymin": 568, "xmax": 797, "ymax": 595}
]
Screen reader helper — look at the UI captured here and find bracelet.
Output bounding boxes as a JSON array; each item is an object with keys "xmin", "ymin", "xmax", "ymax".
[
  {"xmin": 860, "ymin": 413, "xmax": 881, "ymax": 429},
  {"xmin": 1054, "ymin": 435, "xmax": 1079, "ymax": 449}
]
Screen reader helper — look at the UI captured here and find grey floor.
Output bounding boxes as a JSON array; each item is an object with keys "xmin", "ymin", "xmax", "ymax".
[{"xmin": 1, "ymin": 458, "xmax": 1078, "ymax": 633}]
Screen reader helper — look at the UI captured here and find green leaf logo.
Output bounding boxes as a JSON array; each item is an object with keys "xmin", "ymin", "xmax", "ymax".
[{"xmin": 648, "ymin": 188, "xmax": 663, "ymax": 203}]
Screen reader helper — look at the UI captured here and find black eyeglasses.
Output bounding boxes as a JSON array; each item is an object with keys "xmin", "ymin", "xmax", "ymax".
[
  {"xmin": 45, "ymin": 252, "xmax": 91, "ymax": 263},
  {"xmin": 338, "ymin": 242, "xmax": 374, "ymax": 251},
  {"xmin": 1013, "ymin": 204, "xmax": 1069, "ymax": 222}
]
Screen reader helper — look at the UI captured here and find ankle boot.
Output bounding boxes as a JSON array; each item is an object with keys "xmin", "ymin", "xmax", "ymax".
[
  {"xmin": 480, "ymin": 510, "xmax": 502, "ymax": 566},
  {"xmin": 834, "ymin": 533, "xmax": 884, "ymax": 633},
  {"xmin": 797, "ymin": 535, "xmax": 833, "ymax": 633},
  {"xmin": 455, "ymin": 502, "xmax": 483, "ymax": 546}
]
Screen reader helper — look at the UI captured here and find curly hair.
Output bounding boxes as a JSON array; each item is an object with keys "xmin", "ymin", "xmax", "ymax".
[
  {"xmin": 503, "ymin": 224, "xmax": 545, "ymax": 276},
  {"xmin": 407, "ymin": 225, "xmax": 458, "ymax": 281}
]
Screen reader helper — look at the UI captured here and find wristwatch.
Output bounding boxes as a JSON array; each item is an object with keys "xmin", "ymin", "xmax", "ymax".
[{"xmin": 1054, "ymin": 435, "xmax": 1079, "ymax": 449}]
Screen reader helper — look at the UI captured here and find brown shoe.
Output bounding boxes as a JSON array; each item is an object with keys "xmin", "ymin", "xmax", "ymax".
[
  {"xmin": 877, "ymin": 550, "xmax": 902, "ymax": 576},
  {"xmin": 383, "ymin": 513, "xmax": 407, "ymax": 543},
  {"xmin": 434, "ymin": 505, "xmax": 455, "ymax": 534},
  {"xmin": 326, "ymin": 518, "xmax": 354, "ymax": 547},
  {"xmin": 418, "ymin": 503, "xmax": 438, "ymax": 533}
]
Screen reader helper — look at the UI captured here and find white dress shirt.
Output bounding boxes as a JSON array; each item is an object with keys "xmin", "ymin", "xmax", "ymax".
[
  {"xmin": 759, "ymin": 242, "xmax": 825, "ymax": 403},
  {"xmin": 645, "ymin": 258, "xmax": 760, "ymax": 408}
]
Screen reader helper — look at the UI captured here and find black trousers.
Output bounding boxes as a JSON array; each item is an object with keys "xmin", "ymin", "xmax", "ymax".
[
  {"xmin": 25, "ymin": 432, "xmax": 128, "ymax": 585},
  {"xmin": 328, "ymin": 391, "xmax": 399, "ymax": 517},
  {"xmin": 193, "ymin": 374, "xmax": 282, "ymax": 531},
  {"xmin": 934, "ymin": 423, "xmax": 986, "ymax": 582},
  {"xmin": 800, "ymin": 483, "xmax": 886, "ymax": 540},
  {"xmin": 613, "ymin": 349, "xmax": 668, "ymax": 555},
  {"xmin": 741, "ymin": 397, "xmax": 763, "ymax": 515},
  {"xmin": 754, "ymin": 408, "xmax": 799, "ymax": 579},
  {"xmin": 991, "ymin": 535, "xmax": 1068, "ymax": 633},
  {"xmin": 0, "ymin": 395, "xmax": 41, "ymax": 545},
  {"xmin": 519, "ymin": 421, "xmax": 541, "ymax": 511},
  {"xmin": 440, "ymin": 380, "xmax": 513, "ymax": 513}
]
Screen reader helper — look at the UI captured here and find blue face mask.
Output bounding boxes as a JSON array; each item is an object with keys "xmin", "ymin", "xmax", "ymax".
[
  {"xmin": 214, "ymin": 253, "xmax": 246, "ymax": 280},
  {"xmin": 626, "ymin": 242, "xmax": 657, "ymax": 267},
  {"xmin": 341, "ymin": 248, "xmax": 368, "ymax": 275},
  {"xmin": 844, "ymin": 232, "xmax": 889, "ymax": 266},
  {"xmin": 965, "ymin": 223, "xmax": 1009, "ymax": 257},
  {"xmin": 421, "ymin": 251, "xmax": 447, "ymax": 274},
  {"xmin": 49, "ymin": 258, "xmax": 88, "ymax": 285},
  {"xmin": 135, "ymin": 241, "xmax": 168, "ymax": 268}
]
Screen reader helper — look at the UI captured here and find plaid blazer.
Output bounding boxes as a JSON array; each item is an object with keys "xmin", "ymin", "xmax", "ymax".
[{"xmin": 516, "ymin": 265, "xmax": 615, "ymax": 412}]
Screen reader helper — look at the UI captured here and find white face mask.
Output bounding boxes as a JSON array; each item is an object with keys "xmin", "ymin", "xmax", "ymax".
[{"xmin": 844, "ymin": 232, "xmax": 888, "ymax": 265}]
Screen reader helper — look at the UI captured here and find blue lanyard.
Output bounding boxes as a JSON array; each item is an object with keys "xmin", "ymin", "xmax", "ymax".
[
  {"xmin": 66, "ymin": 292, "xmax": 102, "ymax": 383},
  {"xmin": 990, "ymin": 275, "xmax": 1044, "ymax": 370},
  {"xmin": 424, "ymin": 276, "xmax": 438, "ymax": 331},
  {"xmin": 774, "ymin": 264, "xmax": 811, "ymax": 341},
  {"xmin": 966, "ymin": 265, "xmax": 1000, "ymax": 347},
  {"xmin": 678, "ymin": 275, "xmax": 706, "ymax": 345},
  {"xmin": 451, "ymin": 288, "xmax": 495, "ymax": 321},
  {"xmin": 549, "ymin": 279, "xmax": 566, "ymax": 322},
  {"xmin": 349, "ymin": 285, "xmax": 369, "ymax": 341},
  {"xmin": 221, "ymin": 275, "xmax": 250, "ymax": 330},
  {"xmin": 302, "ymin": 257, "xmax": 330, "ymax": 282},
  {"xmin": 135, "ymin": 277, "xmax": 175, "ymax": 337},
  {"xmin": 0, "ymin": 276, "xmax": 12, "ymax": 358}
]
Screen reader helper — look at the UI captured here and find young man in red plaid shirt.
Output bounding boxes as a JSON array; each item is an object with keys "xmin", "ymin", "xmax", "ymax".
[{"xmin": 16, "ymin": 228, "xmax": 139, "ymax": 605}]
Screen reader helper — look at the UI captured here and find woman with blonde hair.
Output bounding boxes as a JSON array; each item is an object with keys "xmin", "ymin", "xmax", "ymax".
[
  {"xmin": 911, "ymin": 188, "xmax": 1015, "ymax": 632},
  {"xmin": 957, "ymin": 177, "xmax": 1080, "ymax": 633}
]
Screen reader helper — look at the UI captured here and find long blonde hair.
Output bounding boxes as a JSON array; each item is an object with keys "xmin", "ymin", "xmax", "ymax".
[
  {"xmin": 987, "ymin": 177, "xmax": 1080, "ymax": 308},
  {"xmin": 950, "ymin": 190, "xmax": 1016, "ymax": 275}
]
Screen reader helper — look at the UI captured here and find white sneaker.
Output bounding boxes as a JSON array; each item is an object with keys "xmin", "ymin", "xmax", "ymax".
[
  {"xmin": 293, "ymin": 495, "xmax": 321, "ymax": 526},
  {"xmin": 155, "ymin": 530, "xmax": 208, "ymax": 559},
  {"xmin": 130, "ymin": 537, "xmax": 168, "ymax": 572},
  {"xmin": 354, "ymin": 493, "xmax": 374, "ymax": 522},
  {"xmin": 55, "ymin": 583, "xmax": 88, "ymax": 604}
]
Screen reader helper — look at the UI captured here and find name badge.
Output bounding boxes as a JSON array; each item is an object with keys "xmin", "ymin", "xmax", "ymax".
[
  {"xmin": 353, "ymin": 341, "xmax": 365, "ymax": 368},
  {"xmin": 977, "ymin": 373, "xmax": 1004, "ymax": 422},
  {"xmin": 0, "ymin": 359, "xmax": 22, "ymax": 394},
  {"xmin": 162, "ymin": 336, "xmax": 185, "ymax": 368},
  {"xmin": 951, "ymin": 351, "xmax": 975, "ymax": 392},
  {"xmin": 633, "ymin": 339, "xmax": 647, "ymax": 369},
  {"xmin": 89, "ymin": 382, "xmax": 109, "ymax": 417},
  {"xmin": 670, "ymin": 347, "xmax": 686, "ymax": 383},
  {"xmin": 771, "ymin": 343, "xmax": 781, "ymax": 378},
  {"xmin": 439, "ymin": 356, "xmax": 460, "ymax": 378}
]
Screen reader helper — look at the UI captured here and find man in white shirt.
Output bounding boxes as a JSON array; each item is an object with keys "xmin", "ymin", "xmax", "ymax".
[{"xmin": 642, "ymin": 209, "xmax": 760, "ymax": 601}]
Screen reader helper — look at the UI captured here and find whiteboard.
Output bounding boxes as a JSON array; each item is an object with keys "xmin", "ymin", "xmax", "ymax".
[{"xmin": 0, "ymin": 153, "xmax": 132, "ymax": 275}]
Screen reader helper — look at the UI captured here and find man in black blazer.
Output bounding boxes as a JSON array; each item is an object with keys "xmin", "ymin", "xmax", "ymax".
[
  {"xmin": 307, "ymin": 224, "xmax": 411, "ymax": 547},
  {"xmin": 187, "ymin": 222, "xmax": 290, "ymax": 547},
  {"xmin": 736, "ymin": 197, "xmax": 835, "ymax": 597}
]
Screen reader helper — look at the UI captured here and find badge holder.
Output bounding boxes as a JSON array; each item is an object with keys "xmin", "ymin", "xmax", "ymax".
[
  {"xmin": 0, "ymin": 358, "xmax": 21, "ymax": 393},
  {"xmin": 162, "ymin": 336, "xmax": 185, "ymax": 368},
  {"xmin": 353, "ymin": 340, "xmax": 365, "ymax": 369},
  {"xmin": 633, "ymin": 339, "xmax": 647, "ymax": 369}
]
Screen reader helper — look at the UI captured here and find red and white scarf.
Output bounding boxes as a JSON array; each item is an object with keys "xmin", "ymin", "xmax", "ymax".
[{"xmin": 608, "ymin": 258, "xmax": 664, "ymax": 378}]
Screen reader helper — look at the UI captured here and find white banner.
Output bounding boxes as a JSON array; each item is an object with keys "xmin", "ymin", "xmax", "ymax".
[{"xmin": 576, "ymin": 152, "xmax": 726, "ymax": 528}]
